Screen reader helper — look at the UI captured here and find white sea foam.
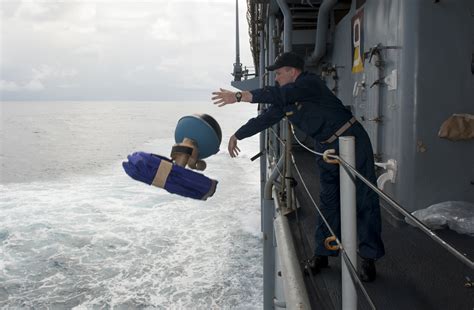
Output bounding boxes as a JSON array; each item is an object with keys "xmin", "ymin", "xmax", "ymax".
[{"xmin": 0, "ymin": 101, "xmax": 262, "ymax": 308}]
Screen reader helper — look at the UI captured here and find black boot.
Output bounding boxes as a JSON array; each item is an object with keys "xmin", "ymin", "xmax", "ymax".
[
  {"xmin": 306, "ymin": 255, "xmax": 329, "ymax": 275},
  {"xmin": 359, "ymin": 258, "xmax": 376, "ymax": 282}
]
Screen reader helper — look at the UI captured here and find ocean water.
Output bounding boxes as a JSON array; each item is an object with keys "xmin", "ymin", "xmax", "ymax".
[{"xmin": 0, "ymin": 101, "xmax": 262, "ymax": 309}]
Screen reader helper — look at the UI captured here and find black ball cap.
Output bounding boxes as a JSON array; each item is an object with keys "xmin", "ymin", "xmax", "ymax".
[{"xmin": 266, "ymin": 52, "xmax": 304, "ymax": 71}]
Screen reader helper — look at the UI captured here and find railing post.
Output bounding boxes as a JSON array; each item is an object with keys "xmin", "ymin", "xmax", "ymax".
[
  {"xmin": 339, "ymin": 136, "xmax": 357, "ymax": 310},
  {"xmin": 259, "ymin": 18, "xmax": 267, "ymax": 217},
  {"xmin": 276, "ymin": 0, "xmax": 293, "ymax": 210}
]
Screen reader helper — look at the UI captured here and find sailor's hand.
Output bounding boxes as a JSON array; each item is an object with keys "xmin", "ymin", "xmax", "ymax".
[
  {"xmin": 228, "ymin": 135, "xmax": 241, "ymax": 158},
  {"xmin": 212, "ymin": 88, "xmax": 236, "ymax": 107}
]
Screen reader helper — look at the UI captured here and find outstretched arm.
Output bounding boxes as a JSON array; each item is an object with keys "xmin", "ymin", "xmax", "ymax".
[
  {"xmin": 234, "ymin": 105, "xmax": 284, "ymax": 139},
  {"xmin": 226, "ymin": 106, "xmax": 283, "ymax": 158},
  {"xmin": 211, "ymin": 88, "xmax": 253, "ymax": 107}
]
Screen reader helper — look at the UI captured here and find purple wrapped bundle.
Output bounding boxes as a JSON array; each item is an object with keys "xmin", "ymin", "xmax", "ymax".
[{"xmin": 123, "ymin": 152, "xmax": 217, "ymax": 200}]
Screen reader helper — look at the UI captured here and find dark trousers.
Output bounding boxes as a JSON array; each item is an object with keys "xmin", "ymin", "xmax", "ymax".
[{"xmin": 313, "ymin": 123, "xmax": 385, "ymax": 260}]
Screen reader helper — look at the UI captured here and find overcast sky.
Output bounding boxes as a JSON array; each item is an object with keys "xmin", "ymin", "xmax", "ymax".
[{"xmin": 0, "ymin": 0, "xmax": 253, "ymax": 101}]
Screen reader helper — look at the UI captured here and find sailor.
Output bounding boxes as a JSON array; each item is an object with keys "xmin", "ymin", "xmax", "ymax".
[{"xmin": 211, "ymin": 52, "xmax": 385, "ymax": 282}]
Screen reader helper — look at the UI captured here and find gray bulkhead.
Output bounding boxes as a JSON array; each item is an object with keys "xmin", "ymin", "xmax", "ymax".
[{"xmin": 313, "ymin": 0, "xmax": 474, "ymax": 213}]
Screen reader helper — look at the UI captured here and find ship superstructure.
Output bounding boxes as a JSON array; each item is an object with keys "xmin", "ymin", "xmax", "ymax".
[{"xmin": 231, "ymin": 0, "xmax": 474, "ymax": 309}]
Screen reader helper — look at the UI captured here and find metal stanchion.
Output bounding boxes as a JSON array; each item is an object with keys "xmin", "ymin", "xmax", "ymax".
[{"xmin": 339, "ymin": 136, "xmax": 357, "ymax": 310}]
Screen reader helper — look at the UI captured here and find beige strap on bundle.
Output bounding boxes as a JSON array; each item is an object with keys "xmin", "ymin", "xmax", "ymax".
[
  {"xmin": 152, "ymin": 159, "xmax": 173, "ymax": 188},
  {"xmin": 438, "ymin": 114, "xmax": 474, "ymax": 141}
]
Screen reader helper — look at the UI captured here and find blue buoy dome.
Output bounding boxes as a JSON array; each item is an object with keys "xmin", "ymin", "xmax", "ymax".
[{"xmin": 174, "ymin": 114, "xmax": 222, "ymax": 159}]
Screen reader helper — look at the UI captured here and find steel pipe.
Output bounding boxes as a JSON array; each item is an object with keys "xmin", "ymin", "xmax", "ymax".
[
  {"xmin": 309, "ymin": 0, "xmax": 339, "ymax": 66},
  {"xmin": 263, "ymin": 156, "xmax": 284, "ymax": 310},
  {"xmin": 339, "ymin": 137, "xmax": 357, "ymax": 310},
  {"xmin": 275, "ymin": 0, "xmax": 292, "ymax": 52},
  {"xmin": 259, "ymin": 22, "xmax": 267, "ymax": 223},
  {"xmin": 273, "ymin": 188, "xmax": 311, "ymax": 309},
  {"xmin": 275, "ymin": 0, "xmax": 294, "ymax": 210}
]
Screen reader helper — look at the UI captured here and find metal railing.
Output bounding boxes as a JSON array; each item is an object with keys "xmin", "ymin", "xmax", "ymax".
[
  {"xmin": 262, "ymin": 124, "xmax": 473, "ymax": 309},
  {"xmin": 290, "ymin": 126, "xmax": 474, "ymax": 270}
]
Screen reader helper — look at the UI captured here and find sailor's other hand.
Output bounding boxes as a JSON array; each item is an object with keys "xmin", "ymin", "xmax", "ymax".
[
  {"xmin": 212, "ymin": 88, "xmax": 236, "ymax": 107},
  {"xmin": 228, "ymin": 135, "xmax": 241, "ymax": 158}
]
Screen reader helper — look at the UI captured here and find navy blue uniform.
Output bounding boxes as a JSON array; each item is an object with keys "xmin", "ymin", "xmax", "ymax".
[{"xmin": 235, "ymin": 72, "xmax": 385, "ymax": 260}]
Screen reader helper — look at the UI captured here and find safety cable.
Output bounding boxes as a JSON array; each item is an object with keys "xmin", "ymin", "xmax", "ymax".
[
  {"xmin": 267, "ymin": 125, "xmax": 288, "ymax": 195},
  {"xmin": 292, "ymin": 197, "xmax": 319, "ymax": 284},
  {"xmin": 267, "ymin": 143, "xmax": 279, "ymax": 160},
  {"xmin": 291, "ymin": 153, "xmax": 376, "ymax": 309},
  {"xmin": 266, "ymin": 149, "xmax": 284, "ymax": 180},
  {"xmin": 268, "ymin": 127, "xmax": 286, "ymax": 147},
  {"xmin": 268, "ymin": 127, "xmax": 376, "ymax": 308},
  {"xmin": 290, "ymin": 127, "xmax": 326, "ymax": 157},
  {"xmin": 289, "ymin": 153, "xmax": 340, "ymax": 247},
  {"xmin": 274, "ymin": 160, "xmax": 284, "ymax": 179},
  {"xmin": 269, "ymin": 127, "xmax": 375, "ymax": 306},
  {"xmin": 290, "ymin": 125, "xmax": 474, "ymax": 270},
  {"xmin": 337, "ymin": 156, "xmax": 474, "ymax": 270}
]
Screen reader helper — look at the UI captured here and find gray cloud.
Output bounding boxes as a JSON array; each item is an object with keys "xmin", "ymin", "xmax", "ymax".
[{"xmin": 0, "ymin": 0, "xmax": 252, "ymax": 101}]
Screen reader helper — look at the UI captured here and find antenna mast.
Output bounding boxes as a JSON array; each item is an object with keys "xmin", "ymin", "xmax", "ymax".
[{"xmin": 232, "ymin": 0, "xmax": 243, "ymax": 81}]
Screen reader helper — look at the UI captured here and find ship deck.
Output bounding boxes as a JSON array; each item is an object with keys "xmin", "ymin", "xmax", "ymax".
[{"xmin": 288, "ymin": 146, "xmax": 474, "ymax": 310}]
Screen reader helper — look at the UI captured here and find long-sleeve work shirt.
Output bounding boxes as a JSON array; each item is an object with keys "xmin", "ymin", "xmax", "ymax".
[{"xmin": 234, "ymin": 72, "xmax": 353, "ymax": 142}]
